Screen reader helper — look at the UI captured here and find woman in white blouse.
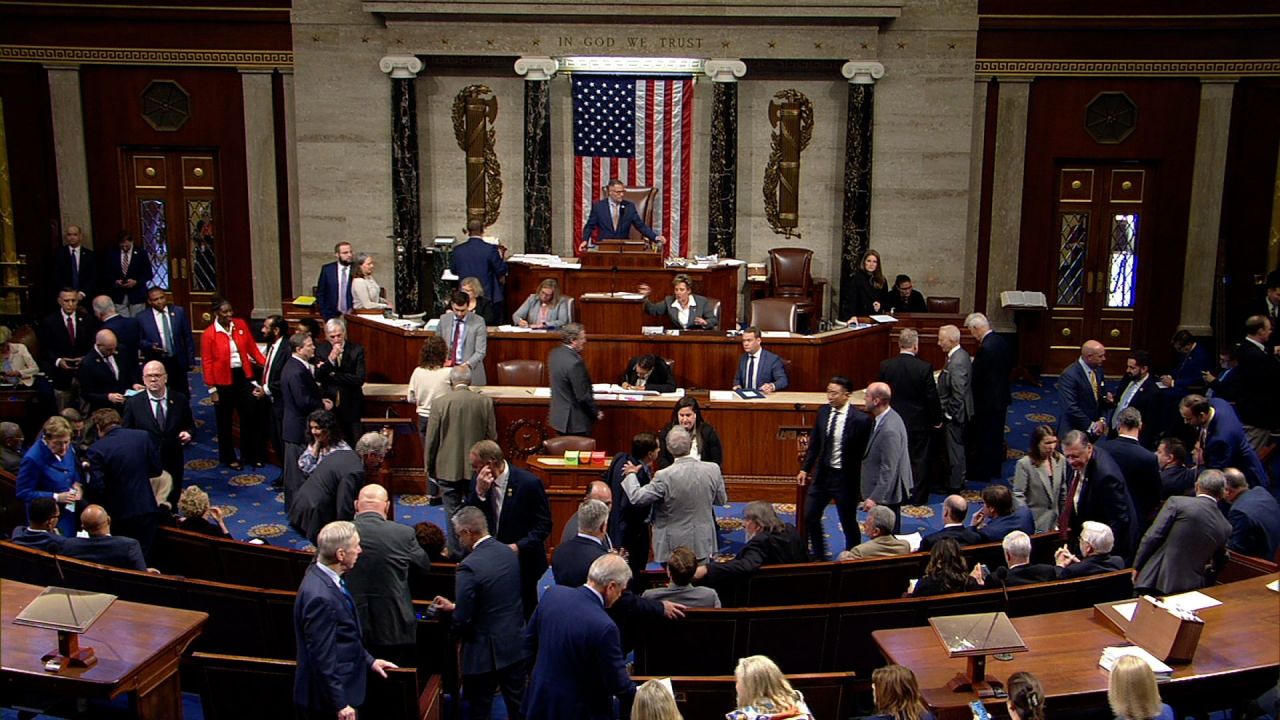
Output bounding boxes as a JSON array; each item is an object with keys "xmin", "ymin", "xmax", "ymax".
[
  {"xmin": 407, "ymin": 336, "xmax": 451, "ymax": 500},
  {"xmin": 1011, "ymin": 424, "xmax": 1067, "ymax": 533},
  {"xmin": 350, "ymin": 253, "xmax": 391, "ymax": 311}
]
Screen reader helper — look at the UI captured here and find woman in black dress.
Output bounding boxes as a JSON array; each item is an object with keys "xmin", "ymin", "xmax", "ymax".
[
  {"xmin": 657, "ymin": 396, "xmax": 723, "ymax": 469},
  {"xmin": 847, "ymin": 247, "xmax": 890, "ymax": 317}
]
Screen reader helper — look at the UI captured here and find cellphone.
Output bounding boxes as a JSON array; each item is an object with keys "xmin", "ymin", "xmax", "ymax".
[{"xmin": 970, "ymin": 700, "xmax": 992, "ymax": 720}]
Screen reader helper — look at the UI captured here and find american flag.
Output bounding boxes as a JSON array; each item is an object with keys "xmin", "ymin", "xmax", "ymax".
[{"xmin": 572, "ymin": 75, "xmax": 694, "ymax": 258}]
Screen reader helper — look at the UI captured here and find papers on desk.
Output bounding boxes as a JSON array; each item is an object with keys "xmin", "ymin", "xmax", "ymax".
[
  {"xmin": 1112, "ymin": 601, "xmax": 1138, "ymax": 621},
  {"xmin": 370, "ymin": 316, "xmax": 422, "ymax": 330},
  {"xmin": 507, "ymin": 254, "xmax": 580, "ymax": 269},
  {"xmin": 594, "ymin": 384, "xmax": 659, "ymax": 396},
  {"xmin": 530, "ymin": 388, "xmax": 551, "ymax": 398},
  {"xmin": 709, "ymin": 390, "xmax": 737, "ymax": 402},
  {"xmin": 441, "ymin": 270, "xmax": 459, "ymax": 281},
  {"xmin": 897, "ymin": 531, "xmax": 923, "ymax": 553},
  {"xmin": 1161, "ymin": 590, "xmax": 1222, "ymax": 613},
  {"xmin": 1100, "ymin": 646, "xmax": 1173, "ymax": 679},
  {"xmin": 1267, "ymin": 580, "xmax": 1278, "ymax": 592},
  {"xmin": 869, "ymin": 314, "xmax": 898, "ymax": 323},
  {"xmin": 424, "ymin": 318, "xmax": 440, "ymax": 332},
  {"xmin": 761, "ymin": 331, "xmax": 791, "ymax": 338},
  {"xmin": 580, "ymin": 292, "xmax": 645, "ymax": 300}
]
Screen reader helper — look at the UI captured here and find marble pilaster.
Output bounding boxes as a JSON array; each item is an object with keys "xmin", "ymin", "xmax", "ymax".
[
  {"xmin": 1180, "ymin": 78, "xmax": 1236, "ymax": 336},
  {"xmin": 281, "ymin": 69, "xmax": 302, "ymax": 296},
  {"xmin": 241, "ymin": 68, "xmax": 282, "ymax": 316},
  {"xmin": 985, "ymin": 76, "xmax": 1033, "ymax": 332},
  {"xmin": 838, "ymin": 61, "xmax": 884, "ymax": 320},
  {"xmin": 45, "ymin": 65, "xmax": 94, "ymax": 246},
  {"xmin": 962, "ymin": 77, "xmax": 992, "ymax": 313},
  {"xmin": 381, "ymin": 54, "xmax": 425, "ymax": 314},
  {"xmin": 704, "ymin": 59, "xmax": 746, "ymax": 258},
  {"xmin": 515, "ymin": 57, "xmax": 557, "ymax": 254}
]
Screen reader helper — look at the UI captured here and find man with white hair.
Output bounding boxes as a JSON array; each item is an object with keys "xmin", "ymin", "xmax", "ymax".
[
  {"xmin": 1054, "ymin": 521, "xmax": 1126, "ymax": 579},
  {"xmin": 860, "ymin": 382, "xmax": 913, "ymax": 533},
  {"xmin": 92, "ymin": 294, "xmax": 141, "ymax": 387},
  {"xmin": 1133, "ymin": 470, "xmax": 1231, "ymax": 595},
  {"xmin": 878, "ymin": 328, "xmax": 941, "ymax": 505},
  {"xmin": 998, "ymin": 530, "xmax": 1057, "ymax": 586},
  {"xmin": 315, "ymin": 317, "xmax": 367, "ymax": 444},
  {"xmin": 964, "ymin": 312, "xmax": 1012, "ymax": 482},
  {"xmin": 622, "ymin": 425, "xmax": 727, "ymax": 564},
  {"xmin": 935, "ymin": 324, "xmax": 973, "ymax": 491},
  {"xmin": 840, "ymin": 505, "xmax": 909, "ymax": 559}
]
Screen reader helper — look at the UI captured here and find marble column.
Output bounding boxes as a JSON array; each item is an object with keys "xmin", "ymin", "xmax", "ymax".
[
  {"xmin": 985, "ymin": 76, "xmax": 1033, "ymax": 332},
  {"xmin": 241, "ymin": 68, "xmax": 282, "ymax": 317},
  {"xmin": 1180, "ymin": 78, "xmax": 1237, "ymax": 336},
  {"xmin": 963, "ymin": 76, "xmax": 993, "ymax": 313},
  {"xmin": 381, "ymin": 54, "xmax": 425, "ymax": 315},
  {"xmin": 45, "ymin": 65, "xmax": 94, "ymax": 246},
  {"xmin": 280, "ymin": 69, "xmax": 302, "ymax": 297},
  {"xmin": 515, "ymin": 57, "xmax": 558, "ymax": 255},
  {"xmin": 704, "ymin": 59, "xmax": 746, "ymax": 258},
  {"xmin": 838, "ymin": 61, "xmax": 884, "ymax": 320}
]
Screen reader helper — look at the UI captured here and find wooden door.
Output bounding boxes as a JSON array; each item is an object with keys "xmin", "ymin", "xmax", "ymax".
[
  {"xmin": 122, "ymin": 150, "xmax": 221, "ymax": 332},
  {"xmin": 1045, "ymin": 165, "xmax": 1149, "ymax": 375}
]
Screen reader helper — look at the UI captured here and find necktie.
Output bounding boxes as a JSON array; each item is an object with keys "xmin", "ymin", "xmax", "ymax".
[
  {"xmin": 823, "ymin": 409, "xmax": 840, "ymax": 467},
  {"xmin": 121, "ymin": 249, "xmax": 129, "ymax": 275},
  {"xmin": 71, "ymin": 249, "xmax": 79, "ymax": 288},
  {"xmin": 154, "ymin": 397, "xmax": 166, "ymax": 427},
  {"xmin": 746, "ymin": 355, "xmax": 756, "ymax": 389},
  {"xmin": 1059, "ymin": 470, "xmax": 1083, "ymax": 535},
  {"xmin": 263, "ymin": 342, "xmax": 275, "ymax": 382},
  {"xmin": 107, "ymin": 356, "xmax": 119, "ymax": 381},
  {"xmin": 610, "ymin": 202, "xmax": 619, "ymax": 229},
  {"xmin": 452, "ymin": 320, "xmax": 464, "ymax": 364},
  {"xmin": 338, "ymin": 577, "xmax": 357, "ymax": 616},
  {"xmin": 1089, "ymin": 370, "xmax": 1099, "ymax": 400},
  {"xmin": 161, "ymin": 311, "xmax": 174, "ymax": 356},
  {"xmin": 66, "ymin": 315, "xmax": 76, "ymax": 344},
  {"xmin": 338, "ymin": 266, "xmax": 349, "ymax": 313}
]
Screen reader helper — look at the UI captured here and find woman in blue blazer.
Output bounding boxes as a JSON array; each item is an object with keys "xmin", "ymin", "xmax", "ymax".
[{"xmin": 16, "ymin": 416, "xmax": 82, "ymax": 537}]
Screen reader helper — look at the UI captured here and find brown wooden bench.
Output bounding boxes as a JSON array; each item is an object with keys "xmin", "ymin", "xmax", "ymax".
[{"xmin": 633, "ymin": 672, "xmax": 858, "ymax": 719}]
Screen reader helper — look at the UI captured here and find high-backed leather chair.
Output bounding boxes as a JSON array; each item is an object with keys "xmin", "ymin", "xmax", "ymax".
[
  {"xmin": 599, "ymin": 185, "xmax": 657, "ymax": 242},
  {"xmin": 496, "ymin": 359, "xmax": 546, "ymax": 386},
  {"xmin": 769, "ymin": 248, "xmax": 813, "ymax": 300},
  {"xmin": 542, "ymin": 435, "xmax": 597, "ymax": 455},
  {"xmin": 926, "ymin": 296, "xmax": 960, "ymax": 314},
  {"xmin": 750, "ymin": 299, "xmax": 799, "ymax": 333}
]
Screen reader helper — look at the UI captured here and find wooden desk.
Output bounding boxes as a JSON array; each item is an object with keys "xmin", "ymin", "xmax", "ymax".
[
  {"xmin": 884, "ymin": 313, "xmax": 976, "ymax": 368},
  {"xmin": 873, "ymin": 574, "xmax": 1280, "ymax": 720},
  {"xmin": 1, "ymin": 580, "xmax": 208, "ymax": 720},
  {"xmin": 526, "ymin": 455, "xmax": 612, "ymax": 553}
]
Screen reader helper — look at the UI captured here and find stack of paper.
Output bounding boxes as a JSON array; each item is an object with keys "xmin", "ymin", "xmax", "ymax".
[{"xmin": 1099, "ymin": 646, "xmax": 1173, "ymax": 679}]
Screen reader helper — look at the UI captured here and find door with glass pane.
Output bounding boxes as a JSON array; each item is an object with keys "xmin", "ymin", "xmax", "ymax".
[
  {"xmin": 1046, "ymin": 165, "xmax": 1147, "ymax": 376},
  {"xmin": 123, "ymin": 150, "xmax": 220, "ymax": 333}
]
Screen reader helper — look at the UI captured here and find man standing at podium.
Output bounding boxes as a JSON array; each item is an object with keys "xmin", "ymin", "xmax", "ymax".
[{"xmin": 578, "ymin": 179, "xmax": 665, "ymax": 254}]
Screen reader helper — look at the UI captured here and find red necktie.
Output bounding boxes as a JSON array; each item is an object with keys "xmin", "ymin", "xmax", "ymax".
[
  {"xmin": 121, "ymin": 249, "xmax": 129, "ymax": 275},
  {"xmin": 452, "ymin": 320, "xmax": 464, "ymax": 364},
  {"xmin": 1058, "ymin": 470, "xmax": 1083, "ymax": 537},
  {"xmin": 66, "ymin": 315, "xmax": 75, "ymax": 344}
]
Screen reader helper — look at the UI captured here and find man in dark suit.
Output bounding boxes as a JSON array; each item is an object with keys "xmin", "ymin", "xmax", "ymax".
[
  {"xmin": 733, "ymin": 327, "xmax": 788, "ymax": 394},
  {"xmin": 552, "ymin": 498, "xmax": 614, "ymax": 588},
  {"xmin": 797, "ymin": 375, "xmax": 871, "ymax": 559},
  {"xmin": 1222, "ymin": 468, "xmax": 1280, "ymax": 560},
  {"xmin": 1134, "ymin": 470, "xmax": 1231, "ymax": 595},
  {"xmin": 559, "ymin": 481, "xmax": 614, "ymax": 547},
  {"xmin": 1253, "ymin": 272, "xmax": 1280, "ymax": 352},
  {"xmin": 578, "ymin": 179, "xmax": 665, "ymax": 254},
  {"xmin": 1107, "ymin": 350, "xmax": 1162, "ymax": 448},
  {"xmin": 992, "ymin": 530, "xmax": 1057, "ymax": 587},
  {"xmin": 9, "ymin": 497, "xmax": 66, "ymax": 553},
  {"xmin": 606, "ymin": 433, "xmax": 661, "ymax": 589},
  {"xmin": 345, "ymin": 482, "xmax": 430, "ymax": 667},
  {"xmin": 288, "ymin": 424, "xmax": 364, "ymax": 543},
  {"xmin": 638, "ymin": 273, "xmax": 720, "ymax": 330},
  {"xmin": 920, "ymin": 494, "xmax": 983, "ymax": 552},
  {"xmin": 451, "ymin": 219, "xmax": 510, "ymax": 317},
  {"xmin": 965, "ymin": 312, "xmax": 1013, "ymax": 482},
  {"xmin": 695, "ymin": 500, "xmax": 807, "ymax": 590},
  {"xmin": 432, "ymin": 506, "xmax": 528, "ymax": 720},
  {"xmin": 101, "ymin": 231, "xmax": 151, "ymax": 317},
  {"xmin": 315, "ymin": 318, "xmax": 367, "ymax": 444},
  {"xmin": 136, "ymin": 287, "xmax": 195, "ymax": 398},
  {"xmin": 620, "ymin": 354, "xmax": 676, "ymax": 393},
  {"xmin": 1058, "ymin": 340, "xmax": 1109, "ymax": 440},
  {"xmin": 1179, "ymin": 394, "xmax": 1268, "ymax": 489},
  {"xmin": 936, "ymin": 324, "xmax": 974, "ymax": 490},
  {"xmin": 1054, "ymin": 521, "xmax": 1127, "ymax": 579},
  {"xmin": 293, "ymin": 520, "xmax": 397, "ymax": 720},
  {"xmin": 281, "ymin": 333, "xmax": 331, "ymax": 507},
  {"xmin": 92, "ymin": 295, "xmax": 142, "ymax": 388},
  {"xmin": 878, "ymin": 328, "xmax": 942, "ymax": 504},
  {"xmin": 314, "ymin": 241, "xmax": 355, "ymax": 319},
  {"xmin": 1060, "ymin": 431, "xmax": 1139, "ymax": 563},
  {"xmin": 973, "ymin": 484, "xmax": 1035, "ymax": 542},
  {"xmin": 465, "ymin": 440, "xmax": 552, "ymax": 618},
  {"xmin": 1156, "ymin": 437, "xmax": 1198, "ymax": 500},
  {"xmin": 86, "ymin": 409, "xmax": 162, "ymax": 560},
  {"xmin": 524, "ymin": 553, "xmax": 636, "ymax": 720},
  {"xmin": 1161, "ymin": 329, "xmax": 1212, "ymax": 394},
  {"xmin": 548, "ymin": 323, "xmax": 600, "ymax": 435},
  {"xmin": 50, "ymin": 225, "xmax": 96, "ymax": 301},
  {"xmin": 887, "ymin": 274, "xmax": 928, "ymax": 313},
  {"xmin": 61, "ymin": 505, "xmax": 147, "ymax": 571},
  {"xmin": 78, "ymin": 329, "xmax": 140, "ymax": 411},
  {"xmin": 1234, "ymin": 315, "xmax": 1280, "ymax": 454},
  {"xmin": 122, "ymin": 361, "xmax": 194, "ymax": 508},
  {"xmin": 38, "ymin": 288, "xmax": 98, "ymax": 402},
  {"xmin": 1100, "ymin": 407, "xmax": 1162, "ymax": 527},
  {"xmin": 252, "ymin": 314, "xmax": 290, "ymax": 486}
]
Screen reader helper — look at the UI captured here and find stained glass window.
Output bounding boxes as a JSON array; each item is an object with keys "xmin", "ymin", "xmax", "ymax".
[
  {"xmin": 1056, "ymin": 212, "xmax": 1088, "ymax": 306},
  {"xmin": 1107, "ymin": 213, "xmax": 1138, "ymax": 308},
  {"xmin": 189, "ymin": 200, "xmax": 217, "ymax": 292},
  {"xmin": 140, "ymin": 199, "xmax": 169, "ymax": 290}
]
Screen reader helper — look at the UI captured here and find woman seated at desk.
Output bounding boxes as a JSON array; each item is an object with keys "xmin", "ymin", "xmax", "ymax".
[
  {"xmin": 460, "ymin": 276, "xmax": 501, "ymax": 326},
  {"xmin": 658, "ymin": 396, "xmax": 723, "ymax": 469},
  {"xmin": 512, "ymin": 278, "xmax": 571, "ymax": 328},
  {"xmin": 638, "ymin": 272, "xmax": 719, "ymax": 330}
]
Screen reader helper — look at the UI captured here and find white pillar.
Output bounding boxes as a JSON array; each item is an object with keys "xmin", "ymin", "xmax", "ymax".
[
  {"xmin": 1179, "ymin": 78, "xmax": 1237, "ymax": 336},
  {"xmin": 985, "ymin": 76, "xmax": 1034, "ymax": 332},
  {"xmin": 45, "ymin": 65, "xmax": 94, "ymax": 246},
  {"xmin": 241, "ymin": 68, "xmax": 282, "ymax": 317}
]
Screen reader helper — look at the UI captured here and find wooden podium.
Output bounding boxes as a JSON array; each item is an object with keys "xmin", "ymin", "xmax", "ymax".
[{"xmin": 581, "ymin": 240, "xmax": 663, "ymax": 268}]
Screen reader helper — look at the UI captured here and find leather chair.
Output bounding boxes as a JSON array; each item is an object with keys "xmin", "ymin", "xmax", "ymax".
[
  {"xmin": 495, "ymin": 359, "xmax": 546, "ymax": 386},
  {"xmin": 926, "ymin": 296, "xmax": 960, "ymax": 314},
  {"xmin": 599, "ymin": 185, "xmax": 657, "ymax": 242},
  {"xmin": 768, "ymin": 248, "xmax": 816, "ymax": 328},
  {"xmin": 542, "ymin": 435, "xmax": 597, "ymax": 454},
  {"xmin": 750, "ymin": 299, "xmax": 799, "ymax": 333}
]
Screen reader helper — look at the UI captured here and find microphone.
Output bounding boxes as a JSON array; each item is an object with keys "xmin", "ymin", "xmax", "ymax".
[{"xmin": 994, "ymin": 565, "xmax": 1010, "ymax": 610}]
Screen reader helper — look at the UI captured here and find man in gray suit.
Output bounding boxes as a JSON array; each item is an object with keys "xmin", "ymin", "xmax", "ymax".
[
  {"xmin": 936, "ymin": 325, "xmax": 973, "ymax": 491},
  {"xmin": 438, "ymin": 290, "xmax": 489, "ymax": 385},
  {"xmin": 548, "ymin": 323, "xmax": 600, "ymax": 435},
  {"xmin": 861, "ymin": 382, "xmax": 913, "ymax": 533},
  {"xmin": 344, "ymin": 480, "xmax": 431, "ymax": 667},
  {"xmin": 621, "ymin": 426, "xmax": 727, "ymax": 563},
  {"xmin": 426, "ymin": 365, "xmax": 497, "ymax": 556},
  {"xmin": 1133, "ymin": 469, "xmax": 1231, "ymax": 595}
]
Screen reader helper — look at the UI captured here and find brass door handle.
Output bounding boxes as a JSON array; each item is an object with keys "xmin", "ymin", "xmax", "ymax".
[
  {"xmin": 201, "ymin": 312, "xmax": 211, "ymax": 322},
  {"xmin": 1062, "ymin": 328, "xmax": 1072, "ymax": 337},
  {"xmin": 1110, "ymin": 328, "xmax": 1121, "ymax": 338}
]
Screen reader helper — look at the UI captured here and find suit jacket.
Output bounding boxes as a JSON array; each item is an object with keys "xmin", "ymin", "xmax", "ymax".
[
  {"xmin": 122, "ymin": 390, "xmax": 194, "ymax": 475},
  {"xmin": 580, "ymin": 197, "xmax": 657, "ymax": 245},
  {"xmin": 972, "ymin": 331, "xmax": 1013, "ymax": 414},
  {"xmin": 1005, "ymin": 563, "xmax": 1059, "ymax": 587},
  {"xmin": 101, "ymin": 246, "xmax": 152, "ymax": 304},
  {"xmin": 1099, "ymin": 436, "xmax": 1162, "ymax": 525},
  {"xmin": 1134, "ymin": 494, "xmax": 1230, "ymax": 595},
  {"xmin": 641, "ymin": 584, "xmax": 721, "ymax": 608},
  {"xmin": 548, "ymin": 344, "xmax": 597, "ymax": 435},
  {"xmin": 36, "ymin": 310, "xmax": 97, "ymax": 389},
  {"xmin": 10, "ymin": 526, "xmax": 66, "ymax": 553},
  {"xmin": 61, "ymin": 534, "xmax": 146, "ymax": 571},
  {"xmin": 846, "ymin": 534, "xmax": 911, "ymax": 559},
  {"xmin": 86, "ymin": 427, "xmax": 161, "ymax": 521},
  {"xmin": 78, "ymin": 349, "xmax": 133, "ymax": 410},
  {"xmin": 261, "ymin": 337, "xmax": 291, "ymax": 400},
  {"xmin": 346, "ymin": 509, "xmax": 431, "ymax": 648},
  {"xmin": 200, "ymin": 318, "xmax": 265, "ymax": 388},
  {"xmin": 511, "ymin": 294, "xmax": 572, "ymax": 328},
  {"xmin": 552, "ymin": 534, "xmax": 609, "ymax": 588},
  {"xmin": 100, "ymin": 314, "xmax": 141, "ymax": 380},
  {"xmin": 623, "ymin": 455, "xmax": 727, "ymax": 562},
  {"xmin": 877, "ymin": 353, "xmax": 942, "ymax": 434},
  {"xmin": 888, "ymin": 290, "xmax": 928, "ymax": 314},
  {"xmin": 136, "ymin": 305, "xmax": 195, "ymax": 368},
  {"xmin": 977, "ymin": 506, "xmax": 1035, "ymax": 542},
  {"xmin": 861, "ymin": 409, "xmax": 913, "ymax": 505},
  {"xmin": 450, "ymin": 237, "xmax": 509, "ymax": 302},
  {"xmin": 937, "ymin": 347, "xmax": 974, "ymax": 423},
  {"xmin": 437, "ymin": 311, "xmax": 488, "ymax": 385},
  {"xmin": 452, "ymin": 536, "xmax": 529, "ymax": 674},
  {"xmin": 1055, "ymin": 552, "xmax": 1125, "ymax": 580},
  {"xmin": 734, "ymin": 349, "xmax": 788, "ymax": 392},
  {"xmin": 642, "ymin": 293, "xmax": 719, "ymax": 330},
  {"xmin": 657, "ymin": 420, "xmax": 724, "ymax": 469},
  {"xmin": 288, "ymin": 449, "xmax": 363, "ymax": 543},
  {"xmin": 849, "ymin": 271, "xmax": 887, "ymax": 316},
  {"xmin": 919, "ymin": 524, "xmax": 983, "ymax": 552},
  {"xmin": 314, "ymin": 341, "xmax": 367, "ymax": 428},
  {"xmin": 800, "ymin": 403, "xmax": 872, "ymax": 490},
  {"xmin": 16, "ymin": 441, "xmax": 80, "ymax": 537},
  {"xmin": 702, "ymin": 525, "xmax": 807, "ymax": 589},
  {"xmin": 1058, "ymin": 360, "xmax": 1107, "ymax": 437},
  {"xmin": 1159, "ymin": 464, "xmax": 1198, "ymax": 501},
  {"xmin": 1069, "ymin": 445, "xmax": 1139, "ymax": 562},
  {"xmin": 425, "ymin": 385, "xmax": 497, "ymax": 482},
  {"xmin": 1011, "ymin": 454, "xmax": 1067, "ymax": 533},
  {"xmin": 1201, "ymin": 398, "xmax": 1268, "ymax": 488},
  {"xmin": 280, "ymin": 357, "xmax": 323, "ymax": 445},
  {"xmin": 1233, "ymin": 339, "xmax": 1280, "ymax": 430},
  {"xmin": 293, "ymin": 563, "xmax": 375, "ymax": 712},
  {"xmin": 1110, "ymin": 375, "xmax": 1162, "ymax": 447},
  {"xmin": 606, "ymin": 452, "xmax": 651, "ymax": 556},
  {"xmin": 51, "ymin": 245, "xmax": 96, "ymax": 298},
  {"xmin": 621, "ymin": 355, "xmax": 676, "ymax": 394},
  {"xmin": 1170, "ymin": 342, "xmax": 1212, "ymax": 392},
  {"xmin": 465, "ymin": 465, "xmax": 552, "ymax": 586},
  {"xmin": 1226, "ymin": 487, "xmax": 1280, "ymax": 560},
  {"xmin": 315, "ymin": 260, "xmax": 354, "ymax": 319},
  {"xmin": 526, "ymin": 585, "xmax": 634, "ymax": 720}
]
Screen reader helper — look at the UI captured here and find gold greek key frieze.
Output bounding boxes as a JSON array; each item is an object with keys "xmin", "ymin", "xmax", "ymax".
[
  {"xmin": 0, "ymin": 45, "xmax": 292, "ymax": 68},
  {"xmin": 975, "ymin": 59, "xmax": 1280, "ymax": 76}
]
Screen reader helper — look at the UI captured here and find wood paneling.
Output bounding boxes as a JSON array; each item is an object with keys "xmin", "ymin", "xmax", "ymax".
[{"xmin": 0, "ymin": 64, "xmax": 59, "ymax": 313}]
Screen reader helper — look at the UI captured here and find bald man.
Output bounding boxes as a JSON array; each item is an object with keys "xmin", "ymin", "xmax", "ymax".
[
  {"xmin": 1058, "ymin": 340, "xmax": 1111, "ymax": 440},
  {"xmin": 860, "ymin": 382, "xmax": 913, "ymax": 533},
  {"xmin": 78, "ymin": 329, "xmax": 143, "ymax": 411},
  {"xmin": 344, "ymin": 481, "xmax": 430, "ymax": 666},
  {"xmin": 61, "ymin": 505, "xmax": 148, "ymax": 571}
]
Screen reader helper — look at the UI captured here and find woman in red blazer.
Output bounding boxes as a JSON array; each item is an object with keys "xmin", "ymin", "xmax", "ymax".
[{"xmin": 201, "ymin": 299, "xmax": 267, "ymax": 469}]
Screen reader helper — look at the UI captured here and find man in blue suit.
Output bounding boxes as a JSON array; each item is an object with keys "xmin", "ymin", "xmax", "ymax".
[
  {"xmin": 50, "ymin": 225, "xmax": 96, "ymax": 302},
  {"xmin": 101, "ymin": 231, "xmax": 152, "ymax": 317},
  {"xmin": 1222, "ymin": 469, "xmax": 1280, "ymax": 559},
  {"xmin": 315, "ymin": 241, "xmax": 355, "ymax": 319},
  {"xmin": 525, "ymin": 553, "xmax": 636, "ymax": 720},
  {"xmin": 1058, "ymin": 340, "xmax": 1110, "ymax": 440},
  {"xmin": 294, "ymin": 520, "xmax": 397, "ymax": 720},
  {"xmin": 451, "ymin": 219, "xmax": 510, "ymax": 317},
  {"xmin": 92, "ymin": 295, "xmax": 142, "ymax": 386},
  {"xmin": 433, "ymin": 506, "xmax": 529, "ymax": 720},
  {"xmin": 1161, "ymin": 330, "xmax": 1212, "ymax": 393},
  {"xmin": 1060, "ymin": 431, "xmax": 1139, "ymax": 563},
  {"xmin": 136, "ymin": 287, "xmax": 195, "ymax": 397},
  {"xmin": 86, "ymin": 409, "xmax": 162, "ymax": 561},
  {"xmin": 973, "ymin": 484, "xmax": 1035, "ymax": 542},
  {"xmin": 733, "ymin": 327, "xmax": 788, "ymax": 394},
  {"xmin": 965, "ymin": 313, "xmax": 1013, "ymax": 482},
  {"xmin": 465, "ymin": 440, "xmax": 552, "ymax": 618},
  {"xmin": 797, "ymin": 375, "xmax": 872, "ymax": 558},
  {"xmin": 281, "ymin": 333, "xmax": 331, "ymax": 507},
  {"xmin": 578, "ymin": 179, "xmax": 665, "ymax": 254},
  {"xmin": 1179, "ymin": 394, "xmax": 1268, "ymax": 489},
  {"xmin": 62, "ymin": 504, "xmax": 147, "ymax": 571}
]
